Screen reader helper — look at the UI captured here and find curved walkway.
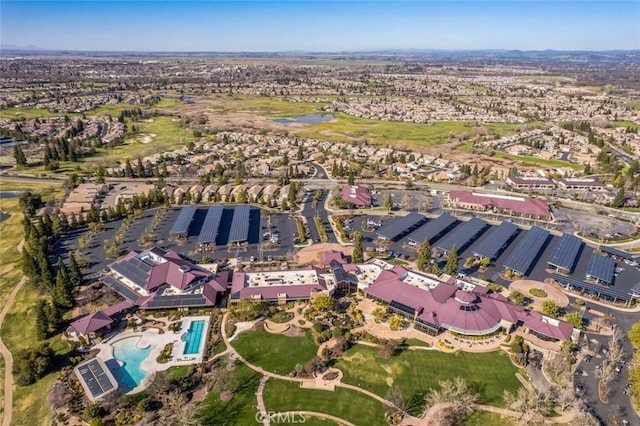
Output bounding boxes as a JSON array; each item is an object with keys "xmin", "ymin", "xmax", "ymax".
[
  {"xmin": 0, "ymin": 239, "xmax": 25, "ymax": 426},
  {"xmin": 279, "ymin": 411, "xmax": 357, "ymax": 426}
]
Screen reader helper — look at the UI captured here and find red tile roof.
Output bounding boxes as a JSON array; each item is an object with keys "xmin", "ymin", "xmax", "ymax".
[
  {"xmin": 340, "ymin": 185, "xmax": 371, "ymax": 207},
  {"xmin": 449, "ymin": 190, "xmax": 550, "ymax": 218},
  {"xmin": 320, "ymin": 250, "xmax": 347, "ymax": 266},
  {"xmin": 68, "ymin": 311, "xmax": 113, "ymax": 336}
]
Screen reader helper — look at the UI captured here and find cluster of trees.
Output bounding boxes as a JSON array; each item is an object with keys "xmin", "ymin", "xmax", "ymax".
[
  {"xmin": 13, "ymin": 343, "xmax": 56, "ymax": 386},
  {"xmin": 43, "ymin": 138, "xmax": 82, "ymax": 170}
]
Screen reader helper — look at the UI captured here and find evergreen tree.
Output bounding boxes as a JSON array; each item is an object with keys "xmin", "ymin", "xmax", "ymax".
[
  {"xmin": 444, "ymin": 245, "xmax": 459, "ymax": 276},
  {"xmin": 21, "ymin": 249, "xmax": 40, "ymax": 283},
  {"xmin": 13, "ymin": 146, "xmax": 27, "ymax": 166},
  {"xmin": 68, "ymin": 253, "xmax": 83, "ymax": 287},
  {"xmin": 352, "ymin": 231, "xmax": 364, "ymax": 264},
  {"xmin": 287, "ymin": 184, "xmax": 297, "ymax": 205},
  {"xmin": 44, "ymin": 302, "xmax": 61, "ymax": 335},
  {"xmin": 34, "ymin": 300, "xmax": 48, "ymax": 340},
  {"xmin": 384, "ymin": 193, "xmax": 393, "ymax": 212},
  {"xmin": 416, "ymin": 238, "xmax": 431, "ymax": 272},
  {"xmin": 136, "ymin": 157, "xmax": 145, "ymax": 178},
  {"xmin": 282, "ymin": 152, "xmax": 289, "ymax": 166},
  {"xmin": 296, "ymin": 144, "xmax": 304, "ymax": 161},
  {"xmin": 54, "ymin": 258, "xmax": 73, "ymax": 308},
  {"xmin": 37, "ymin": 253, "xmax": 54, "ymax": 291},
  {"xmin": 612, "ymin": 186, "xmax": 626, "ymax": 208},
  {"xmin": 124, "ymin": 158, "xmax": 134, "ymax": 178}
]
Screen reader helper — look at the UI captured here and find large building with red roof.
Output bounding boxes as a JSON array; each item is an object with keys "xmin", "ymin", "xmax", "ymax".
[
  {"xmin": 364, "ymin": 265, "xmax": 575, "ymax": 341},
  {"xmin": 340, "ymin": 185, "xmax": 372, "ymax": 207},
  {"xmin": 230, "ymin": 266, "xmax": 330, "ymax": 303},
  {"xmin": 448, "ymin": 190, "xmax": 551, "ymax": 220}
]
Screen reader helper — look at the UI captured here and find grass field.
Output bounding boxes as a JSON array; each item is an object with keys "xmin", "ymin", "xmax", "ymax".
[
  {"xmin": 335, "ymin": 345, "xmax": 522, "ymax": 408},
  {"xmin": 263, "ymin": 379, "xmax": 387, "ymax": 426},
  {"xmin": 196, "ymin": 363, "xmax": 261, "ymax": 426},
  {"xmin": 0, "ymin": 180, "xmax": 66, "ymax": 425},
  {"xmin": 231, "ymin": 327, "xmax": 318, "ymax": 375},
  {"xmin": 461, "ymin": 410, "xmax": 517, "ymax": 425},
  {"xmin": 493, "ymin": 151, "xmax": 583, "ymax": 170}
]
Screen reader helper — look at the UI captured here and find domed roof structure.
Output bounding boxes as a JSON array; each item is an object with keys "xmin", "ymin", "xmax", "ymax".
[{"xmin": 454, "ymin": 289, "xmax": 478, "ymax": 305}]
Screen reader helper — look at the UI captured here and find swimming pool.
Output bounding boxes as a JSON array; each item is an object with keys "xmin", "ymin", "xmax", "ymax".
[
  {"xmin": 111, "ymin": 337, "xmax": 152, "ymax": 392},
  {"xmin": 182, "ymin": 320, "xmax": 206, "ymax": 355}
]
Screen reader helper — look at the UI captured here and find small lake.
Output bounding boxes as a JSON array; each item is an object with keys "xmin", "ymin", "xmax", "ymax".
[
  {"xmin": 0, "ymin": 191, "xmax": 23, "ymax": 198},
  {"xmin": 0, "ymin": 211, "xmax": 9, "ymax": 222},
  {"xmin": 272, "ymin": 114, "xmax": 334, "ymax": 125}
]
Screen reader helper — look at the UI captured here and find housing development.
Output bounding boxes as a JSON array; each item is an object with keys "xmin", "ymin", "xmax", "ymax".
[{"xmin": 0, "ymin": 49, "xmax": 639, "ymax": 426}]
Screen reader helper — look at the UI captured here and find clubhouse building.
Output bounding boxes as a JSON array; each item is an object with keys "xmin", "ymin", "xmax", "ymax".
[{"xmin": 364, "ymin": 265, "xmax": 576, "ymax": 341}]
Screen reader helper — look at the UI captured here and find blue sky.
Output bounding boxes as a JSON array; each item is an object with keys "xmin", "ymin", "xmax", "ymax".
[{"xmin": 1, "ymin": 1, "xmax": 639, "ymax": 51}]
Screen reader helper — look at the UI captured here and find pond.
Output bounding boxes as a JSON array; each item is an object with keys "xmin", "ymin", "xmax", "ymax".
[
  {"xmin": 0, "ymin": 191, "xmax": 23, "ymax": 198},
  {"xmin": 272, "ymin": 114, "xmax": 334, "ymax": 125}
]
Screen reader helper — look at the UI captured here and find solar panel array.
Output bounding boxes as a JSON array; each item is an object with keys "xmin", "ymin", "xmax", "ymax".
[
  {"xmin": 503, "ymin": 226, "xmax": 550, "ymax": 275},
  {"xmin": 77, "ymin": 359, "xmax": 114, "ymax": 399},
  {"xmin": 145, "ymin": 294, "xmax": 211, "ymax": 309},
  {"xmin": 586, "ymin": 253, "xmax": 616, "ymax": 284},
  {"xmin": 551, "ymin": 273, "xmax": 630, "ymax": 302},
  {"xmin": 377, "ymin": 212, "xmax": 427, "ymax": 241},
  {"xmin": 102, "ymin": 276, "xmax": 141, "ymax": 303},
  {"xmin": 110, "ymin": 260, "xmax": 150, "ymax": 288},
  {"xmin": 547, "ymin": 233, "xmax": 584, "ymax": 272},
  {"xmin": 198, "ymin": 206, "xmax": 224, "ymax": 245},
  {"xmin": 472, "ymin": 221, "xmax": 520, "ymax": 260},
  {"xmin": 228, "ymin": 205, "xmax": 251, "ymax": 243},
  {"xmin": 599, "ymin": 245, "xmax": 635, "ymax": 261},
  {"xmin": 437, "ymin": 217, "xmax": 489, "ymax": 253},
  {"xmin": 169, "ymin": 205, "xmax": 197, "ymax": 237},
  {"xmin": 407, "ymin": 213, "xmax": 458, "ymax": 244}
]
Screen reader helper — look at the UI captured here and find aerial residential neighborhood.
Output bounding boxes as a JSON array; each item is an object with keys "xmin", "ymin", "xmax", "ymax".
[{"xmin": 1, "ymin": 1, "xmax": 640, "ymax": 425}]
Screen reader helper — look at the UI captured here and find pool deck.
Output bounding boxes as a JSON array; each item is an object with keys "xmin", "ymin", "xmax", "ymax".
[{"xmin": 93, "ymin": 315, "xmax": 211, "ymax": 394}]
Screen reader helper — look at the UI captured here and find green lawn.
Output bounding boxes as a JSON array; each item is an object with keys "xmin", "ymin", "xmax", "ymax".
[
  {"xmin": 493, "ymin": 151, "xmax": 582, "ymax": 170},
  {"xmin": 0, "ymin": 180, "xmax": 67, "ymax": 425},
  {"xmin": 231, "ymin": 327, "xmax": 318, "ymax": 375},
  {"xmin": 196, "ymin": 363, "xmax": 261, "ymax": 426},
  {"xmin": 461, "ymin": 410, "xmax": 517, "ymax": 425},
  {"xmin": 263, "ymin": 379, "xmax": 387, "ymax": 426},
  {"xmin": 296, "ymin": 416, "xmax": 341, "ymax": 426},
  {"xmin": 335, "ymin": 345, "xmax": 522, "ymax": 408}
]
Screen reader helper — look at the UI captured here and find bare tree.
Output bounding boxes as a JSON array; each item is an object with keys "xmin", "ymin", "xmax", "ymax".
[
  {"xmin": 385, "ymin": 385, "xmax": 406, "ymax": 415},
  {"xmin": 503, "ymin": 387, "xmax": 551, "ymax": 425},
  {"xmin": 424, "ymin": 377, "xmax": 479, "ymax": 423}
]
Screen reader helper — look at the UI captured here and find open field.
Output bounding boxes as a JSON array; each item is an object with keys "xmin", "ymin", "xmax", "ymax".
[
  {"xmin": 84, "ymin": 97, "xmax": 183, "ymax": 117},
  {"xmin": 335, "ymin": 345, "xmax": 522, "ymax": 408},
  {"xmin": 263, "ymin": 379, "xmax": 387, "ymax": 426},
  {"xmin": 196, "ymin": 363, "xmax": 261, "ymax": 425},
  {"xmin": 493, "ymin": 151, "xmax": 583, "ymax": 170},
  {"xmin": 231, "ymin": 327, "xmax": 318, "ymax": 375},
  {"xmin": 0, "ymin": 180, "xmax": 65, "ymax": 425}
]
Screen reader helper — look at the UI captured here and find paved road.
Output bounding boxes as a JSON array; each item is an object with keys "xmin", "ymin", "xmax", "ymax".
[{"xmin": 301, "ymin": 189, "xmax": 337, "ymax": 244}]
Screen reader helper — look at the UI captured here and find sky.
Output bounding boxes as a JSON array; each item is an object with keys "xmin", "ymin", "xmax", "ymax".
[{"xmin": 1, "ymin": 1, "xmax": 639, "ymax": 52}]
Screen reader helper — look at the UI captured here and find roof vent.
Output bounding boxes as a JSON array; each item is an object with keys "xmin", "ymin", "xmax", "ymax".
[{"xmin": 179, "ymin": 265, "xmax": 190, "ymax": 273}]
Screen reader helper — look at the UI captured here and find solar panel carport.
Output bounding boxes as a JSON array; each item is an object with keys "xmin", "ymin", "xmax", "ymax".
[
  {"xmin": 407, "ymin": 213, "xmax": 457, "ymax": 244},
  {"xmin": 198, "ymin": 206, "xmax": 224, "ymax": 246},
  {"xmin": 586, "ymin": 253, "xmax": 616, "ymax": 284},
  {"xmin": 503, "ymin": 226, "xmax": 550, "ymax": 276},
  {"xmin": 436, "ymin": 217, "xmax": 489, "ymax": 254},
  {"xmin": 169, "ymin": 205, "xmax": 197, "ymax": 238},
  {"xmin": 228, "ymin": 205, "xmax": 251, "ymax": 243},
  {"xmin": 599, "ymin": 245, "xmax": 636, "ymax": 261},
  {"xmin": 551, "ymin": 273, "xmax": 630, "ymax": 302},
  {"xmin": 376, "ymin": 212, "xmax": 427, "ymax": 241},
  {"xmin": 472, "ymin": 221, "xmax": 520, "ymax": 260},
  {"xmin": 547, "ymin": 233, "xmax": 584, "ymax": 273}
]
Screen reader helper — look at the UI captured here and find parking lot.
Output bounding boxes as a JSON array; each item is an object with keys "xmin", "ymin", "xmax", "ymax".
[
  {"xmin": 54, "ymin": 206, "xmax": 301, "ymax": 281},
  {"xmin": 332, "ymin": 211, "xmax": 640, "ymax": 298}
]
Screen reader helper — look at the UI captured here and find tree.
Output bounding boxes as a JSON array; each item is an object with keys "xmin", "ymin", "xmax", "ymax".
[
  {"xmin": 564, "ymin": 312, "xmax": 582, "ymax": 329},
  {"xmin": 444, "ymin": 245, "xmax": 458, "ymax": 276},
  {"xmin": 416, "ymin": 238, "xmax": 431, "ymax": 272},
  {"xmin": 296, "ymin": 144, "xmax": 304, "ymax": 161},
  {"xmin": 312, "ymin": 293, "xmax": 334, "ymax": 311},
  {"xmin": 627, "ymin": 322, "xmax": 640, "ymax": 348},
  {"xmin": 352, "ymin": 231, "xmax": 364, "ymax": 264},
  {"xmin": 372, "ymin": 306, "xmax": 388, "ymax": 323},
  {"xmin": 13, "ymin": 343, "xmax": 54, "ymax": 386},
  {"xmin": 53, "ymin": 257, "xmax": 74, "ymax": 308},
  {"xmin": 424, "ymin": 377, "xmax": 479, "ymax": 425},
  {"xmin": 68, "ymin": 252, "xmax": 83, "ymax": 287},
  {"xmin": 385, "ymin": 385, "xmax": 406, "ymax": 415},
  {"xmin": 508, "ymin": 290, "xmax": 526, "ymax": 305},
  {"xmin": 384, "ymin": 193, "xmax": 393, "ymax": 212},
  {"xmin": 379, "ymin": 339, "xmax": 398, "ymax": 359},
  {"xmin": 388, "ymin": 315, "xmax": 404, "ymax": 331},
  {"xmin": 13, "ymin": 145, "xmax": 27, "ymax": 166},
  {"xmin": 542, "ymin": 300, "xmax": 560, "ymax": 318},
  {"xmin": 430, "ymin": 263, "xmax": 441, "ymax": 276},
  {"xmin": 612, "ymin": 186, "xmax": 625, "ymax": 208},
  {"xmin": 34, "ymin": 300, "xmax": 48, "ymax": 340},
  {"xmin": 503, "ymin": 387, "xmax": 551, "ymax": 424}
]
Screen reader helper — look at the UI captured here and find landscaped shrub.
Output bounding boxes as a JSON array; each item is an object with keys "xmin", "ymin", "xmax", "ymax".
[
  {"xmin": 269, "ymin": 310, "xmax": 294, "ymax": 324},
  {"xmin": 529, "ymin": 288, "xmax": 548, "ymax": 298}
]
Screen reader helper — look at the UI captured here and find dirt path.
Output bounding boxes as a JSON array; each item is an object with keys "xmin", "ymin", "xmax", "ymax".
[
  {"xmin": 0, "ymin": 239, "xmax": 25, "ymax": 426},
  {"xmin": 279, "ymin": 411, "xmax": 357, "ymax": 426}
]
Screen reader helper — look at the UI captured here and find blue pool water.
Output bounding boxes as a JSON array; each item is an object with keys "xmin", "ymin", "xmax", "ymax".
[
  {"xmin": 182, "ymin": 320, "xmax": 206, "ymax": 355},
  {"xmin": 272, "ymin": 114, "xmax": 334, "ymax": 124},
  {"xmin": 110, "ymin": 338, "xmax": 152, "ymax": 392}
]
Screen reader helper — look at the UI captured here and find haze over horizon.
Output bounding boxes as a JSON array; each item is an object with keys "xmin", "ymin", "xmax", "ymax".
[{"xmin": 1, "ymin": 0, "xmax": 639, "ymax": 52}]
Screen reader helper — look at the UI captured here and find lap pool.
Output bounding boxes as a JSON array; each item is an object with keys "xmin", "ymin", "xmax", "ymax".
[
  {"xmin": 182, "ymin": 320, "xmax": 206, "ymax": 355},
  {"xmin": 110, "ymin": 337, "xmax": 152, "ymax": 392}
]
